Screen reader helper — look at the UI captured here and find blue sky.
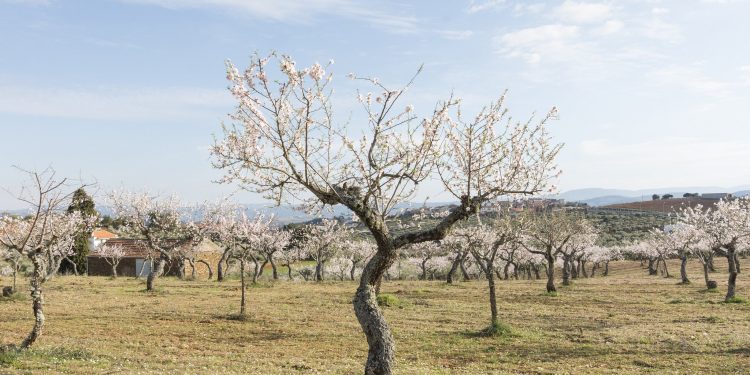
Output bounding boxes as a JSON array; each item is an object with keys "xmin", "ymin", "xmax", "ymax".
[{"xmin": 1, "ymin": 0, "xmax": 749, "ymax": 209}]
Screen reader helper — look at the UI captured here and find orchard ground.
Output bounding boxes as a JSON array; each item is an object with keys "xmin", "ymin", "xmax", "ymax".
[{"xmin": 2, "ymin": 260, "xmax": 750, "ymax": 374}]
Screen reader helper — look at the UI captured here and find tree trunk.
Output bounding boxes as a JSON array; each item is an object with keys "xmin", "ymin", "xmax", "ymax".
[
  {"xmin": 660, "ymin": 257, "xmax": 670, "ymax": 278},
  {"xmin": 603, "ymin": 261, "xmax": 609, "ymax": 276},
  {"xmin": 63, "ymin": 257, "xmax": 79, "ymax": 276},
  {"xmin": 648, "ymin": 258, "xmax": 657, "ymax": 275},
  {"xmin": 191, "ymin": 259, "xmax": 197, "ymax": 279},
  {"xmin": 20, "ymin": 257, "xmax": 45, "ymax": 349},
  {"xmin": 702, "ymin": 261, "xmax": 712, "ymax": 289},
  {"xmin": 111, "ymin": 265, "xmax": 118, "ymax": 279},
  {"xmin": 12, "ymin": 265, "xmax": 18, "ymax": 292},
  {"xmin": 679, "ymin": 254, "xmax": 690, "ymax": 284},
  {"xmin": 487, "ymin": 265, "xmax": 498, "ymax": 326},
  {"xmin": 726, "ymin": 251, "xmax": 738, "ymax": 302},
  {"xmin": 735, "ymin": 253, "xmax": 741, "ymax": 274},
  {"xmin": 353, "ymin": 251, "xmax": 395, "ymax": 375},
  {"xmin": 240, "ymin": 259, "xmax": 246, "ymax": 317},
  {"xmin": 459, "ymin": 256, "xmax": 471, "ymax": 281},
  {"xmin": 503, "ymin": 262, "xmax": 510, "ymax": 280},
  {"xmin": 533, "ymin": 265, "xmax": 541, "ymax": 280},
  {"xmin": 708, "ymin": 253, "xmax": 716, "ymax": 272},
  {"xmin": 197, "ymin": 260, "xmax": 213, "ymax": 280},
  {"xmin": 420, "ymin": 258, "xmax": 428, "ymax": 280},
  {"xmin": 217, "ymin": 249, "xmax": 230, "ymax": 282},
  {"xmin": 581, "ymin": 260, "xmax": 588, "ymax": 278},
  {"xmin": 258, "ymin": 258, "xmax": 268, "ymax": 277},
  {"xmin": 252, "ymin": 257, "xmax": 260, "ymax": 284},
  {"xmin": 571, "ymin": 259, "xmax": 579, "ymax": 279},
  {"xmin": 562, "ymin": 257, "xmax": 571, "ymax": 286},
  {"xmin": 446, "ymin": 255, "xmax": 461, "ymax": 284},
  {"xmin": 287, "ymin": 263, "xmax": 294, "ymax": 280},
  {"xmin": 315, "ymin": 252, "xmax": 324, "ymax": 281},
  {"xmin": 269, "ymin": 256, "xmax": 278, "ymax": 280},
  {"xmin": 177, "ymin": 258, "xmax": 186, "ymax": 280},
  {"xmin": 146, "ymin": 257, "xmax": 166, "ymax": 291},
  {"xmin": 591, "ymin": 263, "xmax": 598, "ymax": 277},
  {"xmin": 546, "ymin": 255, "xmax": 556, "ymax": 293}
]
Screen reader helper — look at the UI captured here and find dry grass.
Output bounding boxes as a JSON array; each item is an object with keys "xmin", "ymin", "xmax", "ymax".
[{"xmin": 2, "ymin": 260, "xmax": 750, "ymax": 374}]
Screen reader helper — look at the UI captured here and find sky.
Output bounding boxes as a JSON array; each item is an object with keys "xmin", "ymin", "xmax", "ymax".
[{"xmin": 1, "ymin": 0, "xmax": 749, "ymax": 209}]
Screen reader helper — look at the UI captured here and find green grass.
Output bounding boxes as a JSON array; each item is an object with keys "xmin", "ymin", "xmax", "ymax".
[{"xmin": 1, "ymin": 259, "xmax": 750, "ymax": 374}]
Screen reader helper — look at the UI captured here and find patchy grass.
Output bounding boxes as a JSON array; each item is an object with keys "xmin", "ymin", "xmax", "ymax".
[
  {"xmin": 2, "ymin": 260, "xmax": 750, "ymax": 374},
  {"xmin": 0, "ymin": 291, "xmax": 26, "ymax": 303},
  {"xmin": 724, "ymin": 296, "xmax": 749, "ymax": 304},
  {"xmin": 376, "ymin": 293, "xmax": 405, "ymax": 308}
]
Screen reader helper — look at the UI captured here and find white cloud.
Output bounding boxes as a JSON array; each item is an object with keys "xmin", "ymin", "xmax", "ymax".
[
  {"xmin": 0, "ymin": 86, "xmax": 230, "ymax": 121},
  {"xmin": 595, "ymin": 19, "xmax": 624, "ymax": 35},
  {"xmin": 496, "ymin": 24, "xmax": 582, "ymax": 64},
  {"xmin": 554, "ymin": 1, "xmax": 613, "ymax": 24},
  {"xmin": 513, "ymin": 3, "xmax": 546, "ymax": 15},
  {"xmin": 121, "ymin": 0, "xmax": 419, "ymax": 33},
  {"xmin": 466, "ymin": 0, "xmax": 506, "ymax": 14},
  {"xmin": 639, "ymin": 16, "xmax": 682, "ymax": 43}
]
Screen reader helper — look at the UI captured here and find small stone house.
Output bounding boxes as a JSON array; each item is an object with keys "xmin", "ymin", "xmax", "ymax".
[{"xmin": 87, "ymin": 238, "xmax": 180, "ymax": 278}]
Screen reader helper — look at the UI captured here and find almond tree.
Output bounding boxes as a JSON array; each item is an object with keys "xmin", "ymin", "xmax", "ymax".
[
  {"xmin": 645, "ymin": 228, "xmax": 681, "ymax": 278},
  {"xmin": 559, "ymin": 222, "xmax": 597, "ymax": 285},
  {"xmin": 304, "ymin": 219, "xmax": 348, "ymax": 282},
  {"xmin": 406, "ymin": 241, "xmax": 442, "ymax": 280},
  {"xmin": 442, "ymin": 235, "xmax": 471, "ymax": 283},
  {"xmin": 658, "ymin": 223, "xmax": 701, "ymax": 284},
  {"xmin": 229, "ymin": 213, "xmax": 278, "ymax": 316},
  {"xmin": 1, "ymin": 241, "xmax": 22, "ymax": 293},
  {"xmin": 211, "ymin": 52, "xmax": 561, "ymax": 374},
  {"xmin": 0, "ymin": 168, "xmax": 89, "ymax": 350},
  {"xmin": 98, "ymin": 243, "xmax": 125, "ymax": 279},
  {"xmin": 457, "ymin": 215, "xmax": 522, "ymax": 333},
  {"xmin": 521, "ymin": 212, "xmax": 588, "ymax": 293},
  {"xmin": 341, "ymin": 240, "xmax": 376, "ymax": 281},
  {"xmin": 109, "ymin": 191, "xmax": 199, "ymax": 291},
  {"xmin": 680, "ymin": 198, "xmax": 750, "ymax": 300},
  {"xmin": 256, "ymin": 226, "xmax": 291, "ymax": 280}
]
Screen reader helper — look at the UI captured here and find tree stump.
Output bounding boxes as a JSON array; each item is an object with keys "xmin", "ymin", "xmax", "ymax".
[
  {"xmin": 707, "ymin": 280, "xmax": 718, "ymax": 290},
  {"xmin": 2, "ymin": 286, "xmax": 14, "ymax": 297}
]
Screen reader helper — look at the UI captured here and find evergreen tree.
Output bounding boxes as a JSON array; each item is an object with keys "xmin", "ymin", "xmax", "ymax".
[{"xmin": 61, "ymin": 188, "xmax": 97, "ymax": 274}]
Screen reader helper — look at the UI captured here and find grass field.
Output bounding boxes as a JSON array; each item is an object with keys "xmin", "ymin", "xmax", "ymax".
[{"xmin": 2, "ymin": 260, "xmax": 750, "ymax": 374}]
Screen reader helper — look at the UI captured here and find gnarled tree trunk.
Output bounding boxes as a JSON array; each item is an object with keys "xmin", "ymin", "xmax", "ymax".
[
  {"xmin": 546, "ymin": 255, "xmax": 556, "ymax": 293},
  {"xmin": 146, "ymin": 256, "xmax": 167, "ymax": 291},
  {"xmin": 726, "ymin": 251, "xmax": 738, "ymax": 301},
  {"xmin": 562, "ymin": 256, "xmax": 571, "ymax": 286},
  {"xmin": 197, "ymin": 259, "xmax": 213, "ymax": 280},
  {"xmin": 354, "ymin": 251, "xmax": 396, "ymax": 375},
  {"xmin": 239, "ymin": 259, "xmax": 247, "ymax": 316},
  {"xmin": 20, "ymin": 256, "xmax": 45, "ymax": 349},
  {"xmin": 679, "ymin": 254, "xmax": 690, "ymax": 284}
]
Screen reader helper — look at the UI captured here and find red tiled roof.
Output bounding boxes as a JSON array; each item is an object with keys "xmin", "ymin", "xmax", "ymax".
[
  {"xmin": 92, "ymin": 229, "xmax": 117, "ymax": 239},
  {"xmin": 89, "ymin": 239, "xmax": 152, "ymax": 258}
]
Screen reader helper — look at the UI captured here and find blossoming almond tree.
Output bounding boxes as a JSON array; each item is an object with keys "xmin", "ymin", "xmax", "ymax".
[
  {"xmin": 0, "ymin": 168, "xmax": 90, "ymax": 350},
  {"xmin": 520, "ymin": 212, "xmax": 589, "ymax": 294},
  {"xmin": 455, "ymin": 215, "xmax": 522, "ymax": 333},
  {"xmin": 211, "ymin": 52, "xmax": 561, "ymax": 374},
  {"xmin": 679, "ymin": 198, "xmax": 750, "ymax": 300},
  {"xmin": 109, "ymin": 191, "xmax": 199, "ymax": 291},
  {"xmin": 98, "ymin": 243, "xmax": 125, "ymax": 279},
  {"xmin": 304, "ymin": 219, "xmax": 348, "ymax": 282}
]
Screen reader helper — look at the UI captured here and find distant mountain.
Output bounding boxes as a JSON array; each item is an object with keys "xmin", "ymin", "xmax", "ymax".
[{"xmin": 557, "ymin": 185, "xmax": 750, "ymax": 207}]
